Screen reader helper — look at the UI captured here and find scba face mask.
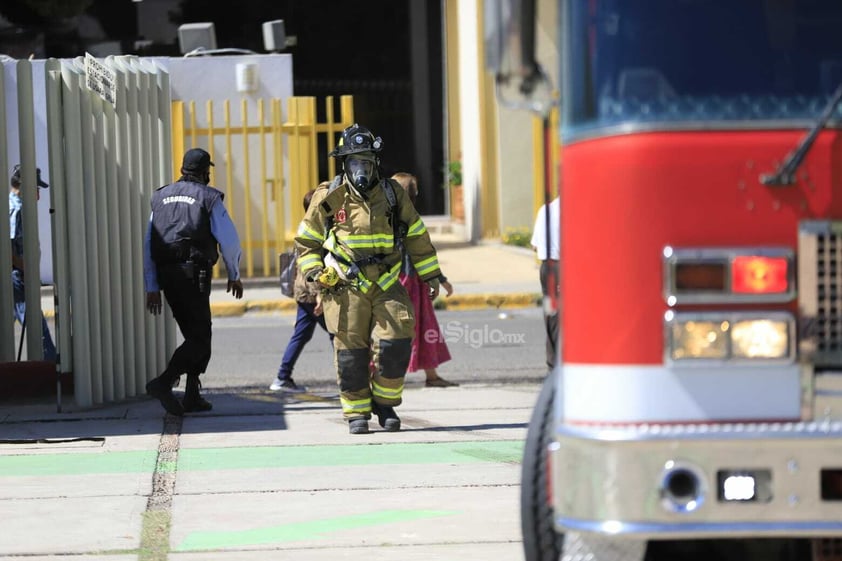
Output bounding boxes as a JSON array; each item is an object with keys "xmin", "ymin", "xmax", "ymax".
[{"xmin": 345, "ymin": 156, "xmax": 376, "ymax": 191}]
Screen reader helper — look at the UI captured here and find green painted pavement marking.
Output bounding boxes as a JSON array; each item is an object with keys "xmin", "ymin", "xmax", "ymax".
[
  {"xmin": 178, "ymin": 440, "xmax": 523, "ymax": 471},
  {"xmin": 0, "ymin": 450, "xmax": 157, "ymax": 476},
  {"xmin": 0, "ymin": 441, "xmax": 523, "ymax": 477},
  {"xmin": 176, "ymin": 509, "xmax": 456, "ymax": 551}
]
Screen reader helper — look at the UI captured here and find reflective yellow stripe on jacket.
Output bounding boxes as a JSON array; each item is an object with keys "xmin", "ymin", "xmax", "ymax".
[
  {"xmin": 341, "ymin": 233, "xmax": 394, "ymax": 251},
  {"xmin": 296, "ymin": 221, "xmax": 325, "ymax": 275},
  {"xmin": 375, "ymin": 261, "xmax": 402, "ymax": 292},
  {"xmin": 323, "ymin": 230, "xmax": 402, "ymax": 294},
  {"xmin": 406, "ymin": 217, "xmax": 427, "ymax": 238},
  {"xmin": 414, "ymin": 255, "xmax": 440, "ymax": 278}
]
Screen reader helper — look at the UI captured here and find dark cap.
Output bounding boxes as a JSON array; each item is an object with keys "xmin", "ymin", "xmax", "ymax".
[
  {"xmin": 10, "ymin": 164, "xmax": 49, "ymax": 189},
  {"xmin": 181, "ymin": 148, "xmax": 215, "ymax": 173}
]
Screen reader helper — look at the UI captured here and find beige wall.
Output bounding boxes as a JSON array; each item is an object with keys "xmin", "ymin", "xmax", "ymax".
[
  {"xmin": 448, "ymin": 0, "xmax": 560, "ymax": 240},
  {"xmin": 497, "ymin": 109, "xmax": 534, "ymax": 234}
]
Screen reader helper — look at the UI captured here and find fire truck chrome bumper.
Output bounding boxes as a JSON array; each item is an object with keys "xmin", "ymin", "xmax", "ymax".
[
  {"xmin": 555, "ymin": 518, "xmax": 842, "ymax": 538},
  {"xmin": 551, "ymin": 422, "xmax": 842, "ymax": 539}
]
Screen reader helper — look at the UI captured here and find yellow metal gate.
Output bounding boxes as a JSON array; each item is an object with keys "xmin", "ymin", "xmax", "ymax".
[{"xmin": 171, "ymin": 95, "xmax": 354, "ymax": 278}]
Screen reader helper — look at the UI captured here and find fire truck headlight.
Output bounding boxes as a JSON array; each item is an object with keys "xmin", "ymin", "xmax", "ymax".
[
  {"xmin": 671, "ymin": 320, "xmax": 729, "ymax": 360},
  {"xmin": 730, "ymin": 319, "xmax": 789, "ymax": 359}
]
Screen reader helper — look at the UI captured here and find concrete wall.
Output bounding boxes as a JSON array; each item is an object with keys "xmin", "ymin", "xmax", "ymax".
[{"xmin": 163, "ymin": 54, "xmax": 292, "ymax": 104}]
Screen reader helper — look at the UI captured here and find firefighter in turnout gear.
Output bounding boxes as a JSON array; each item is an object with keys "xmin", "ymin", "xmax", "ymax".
[{"xmin": 295, "ymin": 124, "xmax": 444, "ymax": 434}]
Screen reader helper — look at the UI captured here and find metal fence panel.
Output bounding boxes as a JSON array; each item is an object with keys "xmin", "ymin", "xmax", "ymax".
[
  {"xmin": 0, "ymin": 65, "xmax": 12, "ymax": 362},
  {"xmin": 7, "ymin": 58, "xmax": 339, "ymax": 406},
  {"xmin": 48, "ymin": 55, "xmax": 174, "ymax": 407},
  {"xmin": 16, "ymin": 62, "xmax": 44, "ymax": 362}
]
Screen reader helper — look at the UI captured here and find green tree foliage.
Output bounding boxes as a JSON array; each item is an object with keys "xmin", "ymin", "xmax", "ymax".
[{"xmin": 447, "ymin": 160, "xmax": 462, "ymax": 187}]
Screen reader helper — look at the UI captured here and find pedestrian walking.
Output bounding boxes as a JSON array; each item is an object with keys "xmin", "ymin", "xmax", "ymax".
[
  {"xmin": 531, "ymin": 196, "xmax": 560, "ymax": 369},
  {"xmin": 9, "ymin": 164, "xmax": 56, "ymax": 362},
  {"xmin": 296, "ymin": 124, "xmax": 445, "ymax": 434},
  {"xmin": 143, "ymin": 148, "xmax": 244, "ymax": 416},
  {"xmin": 269, "ymin": 186, "xmax": 334, "ymax": 393},
  {"xmin": 391, "ymin": 172, "xmax": 458, "ymax": 388}
]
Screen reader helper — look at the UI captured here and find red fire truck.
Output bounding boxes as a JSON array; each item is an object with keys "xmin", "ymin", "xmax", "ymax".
[{"xmin": 487, "ymin": 1, "xmax": 842, "ymax": 560}]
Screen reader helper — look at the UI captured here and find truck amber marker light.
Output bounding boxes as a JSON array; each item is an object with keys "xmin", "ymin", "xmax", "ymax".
[
  {"xmin": 663, "ymin": 247, "xmax": 795, "ymax": 305},
  {"xmin": 674, "ymin": 262, "xmax": 726, "ymax": 292},
  {"xmin": 731, "ymin": 256, "xmax": 789, "ymax": 294}
]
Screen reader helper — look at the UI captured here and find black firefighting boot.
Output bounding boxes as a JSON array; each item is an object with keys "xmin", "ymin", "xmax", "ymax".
[
  {"xmin": 371, "ymin": 401, "xmax": 401, "ymax": 432},
  {"xmin": 146, "ymin": 371, "xmax": 184, "ymax": 417},
  {"xmin": 348, "ymin": 418, "xmax": 370, "ymax": 435},
  {"xmin": 182, "ymin": 374, "xmax": 213, "ymax": 413}
]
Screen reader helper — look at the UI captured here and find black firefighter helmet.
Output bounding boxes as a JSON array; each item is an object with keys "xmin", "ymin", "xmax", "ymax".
[{"xmin": 329, "ymin": 124, "xmax": 383, "ymax": 159}]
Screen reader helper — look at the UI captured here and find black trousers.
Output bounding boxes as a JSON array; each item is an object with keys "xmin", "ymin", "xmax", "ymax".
[
  {"xmin": 539, "ymin": 260, "xmax": 559, "ymax": 370},
  {"xmin": 160, "ymin": 270, "xmax": 212, "ymax": 378}
]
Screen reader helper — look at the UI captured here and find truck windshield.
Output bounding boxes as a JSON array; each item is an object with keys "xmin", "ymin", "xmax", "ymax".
[{"xmin": 563, "ymin": 0, "xmax": 842, "ymax": 140}]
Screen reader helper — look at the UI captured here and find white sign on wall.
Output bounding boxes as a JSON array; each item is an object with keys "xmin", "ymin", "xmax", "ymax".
[{"xmin": 84, "ymin": 52, "xmax": 116, "ymax": 106}]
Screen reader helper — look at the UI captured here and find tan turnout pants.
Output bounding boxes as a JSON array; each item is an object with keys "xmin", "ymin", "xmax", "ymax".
[{"xmin": 321, "ymin": 281, "xmax": 416, "ymax": 420}]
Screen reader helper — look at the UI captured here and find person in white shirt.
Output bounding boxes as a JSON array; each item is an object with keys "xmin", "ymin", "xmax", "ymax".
[{"xmin": 530, "ymin": 197, "xmax": 559, "ymax": 369}]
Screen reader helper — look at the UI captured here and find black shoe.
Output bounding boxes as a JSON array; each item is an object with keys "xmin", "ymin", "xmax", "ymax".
[
  {"xmin": 348, "ymin": 418, "xmax": 370, "ymax": 434},
  {"xmin": 146, "ymin": 376, "xmax": 184, "ymax": 416},
  {"xmin": 182, "ymin": 375, "xmax": 212, "ymax": 413},
  {"xmin": 182, "ymin": 394, "xmax": 213, "ymax": 413},
  {"xmin": 371, "ymin": 401, "xmax": 401, "ymax": 432}
]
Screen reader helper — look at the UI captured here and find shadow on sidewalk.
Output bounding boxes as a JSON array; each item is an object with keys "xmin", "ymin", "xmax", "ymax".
[{"xmin": 0, "ymin": 390, "xmax": 339, "ymax": 441}]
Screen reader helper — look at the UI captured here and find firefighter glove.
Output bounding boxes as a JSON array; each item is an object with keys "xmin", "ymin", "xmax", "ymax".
[{"xmin": 318, "ymin": 267, "xmax": 340, "ymax": 287}]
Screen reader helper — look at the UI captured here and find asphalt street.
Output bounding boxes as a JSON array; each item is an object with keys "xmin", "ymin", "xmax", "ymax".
[{"xmin": 205, "ymin": 307, "xmax": 548, "ymax": 391}]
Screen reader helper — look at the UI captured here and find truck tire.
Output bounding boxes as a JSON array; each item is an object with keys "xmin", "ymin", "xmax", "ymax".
[{"xmin": 521, "ymin": 372, "xmax": 563, "ymax": 561}]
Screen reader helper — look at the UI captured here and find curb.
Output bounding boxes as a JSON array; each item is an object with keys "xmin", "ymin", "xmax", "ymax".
[
  {"xmin": 209, "ymin": 292, "xmax": 542, "ymax": 317},
  {"xmin": 434, "ymin": 292, "xmax": 541, "ymax": 311}
]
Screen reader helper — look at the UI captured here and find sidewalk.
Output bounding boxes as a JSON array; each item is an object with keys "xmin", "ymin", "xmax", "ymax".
[
  {"xmin": 40, "ymin": 241, "xmax": 543, "ymax": 317},
  {"xmin": 0, "ymin": 384, "xmax": 539, "ymax": 560}
]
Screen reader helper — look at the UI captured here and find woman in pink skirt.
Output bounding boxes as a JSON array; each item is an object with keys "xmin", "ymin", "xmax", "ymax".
[{"xmin": 392, "ymin": 172, "xmax": 459, "ymax": 387}]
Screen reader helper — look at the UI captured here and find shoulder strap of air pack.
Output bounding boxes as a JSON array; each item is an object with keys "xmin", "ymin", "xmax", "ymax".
[{"xmin": 382, "ymin": 178, "xmax": 405, "ymax": 239}]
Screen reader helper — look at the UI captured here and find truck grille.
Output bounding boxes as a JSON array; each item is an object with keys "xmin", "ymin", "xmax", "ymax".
[{"xmin": 799, "ymin": 221, "xmax": 842, "ymax": 367}]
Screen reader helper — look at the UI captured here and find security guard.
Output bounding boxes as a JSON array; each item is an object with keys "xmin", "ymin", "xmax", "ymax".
[
  {"xmin": 9, "ymin": 165, "xmax": 56, "ymax": 361},
  {"xmin": 143, "ymin": 148, "xmax": 244, "ymax": 416},
  {"xmin": 296, "ymin": 124, "xmax": 444, "ymax": 434}
]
